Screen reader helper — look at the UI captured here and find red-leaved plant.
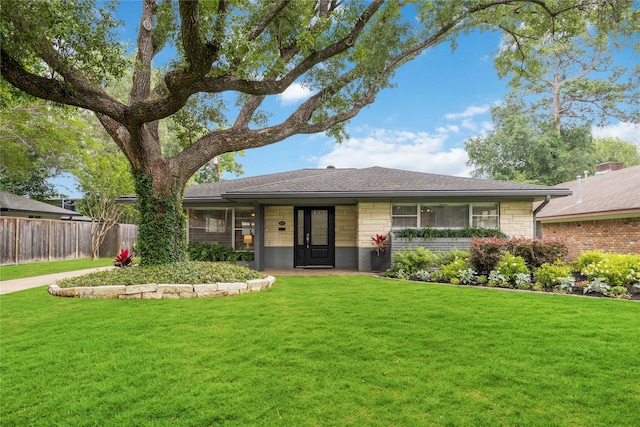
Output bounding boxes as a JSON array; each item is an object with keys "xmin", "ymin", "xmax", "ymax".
[
  {"xmin": 371, "ymin": 234, "xmax": 388, "ymax": 256},
  {"xmin": 114, "ymin": 248, "xmax": 133, "ymax": 268}
]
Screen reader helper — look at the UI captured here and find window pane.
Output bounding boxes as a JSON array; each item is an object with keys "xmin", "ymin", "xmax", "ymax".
[
  {"xmin": 446, "ymin": 205, "xmax": 469, "ymax": 228},
  {"xmin": 311, "ymin": 209, "xmax": 328, "ymax": 245},
  {"xmin": 297, "ymin": 209, "xmax": 305, "ymax": 245},
  {"xmin": 189, "ymin": 209, "xmax": 232, "ymax": 246},
  {"xmin": 472, "ymin": 203, "xmax": 499, "ymax": 229},
  {"xmin": 392, "ymin": 216, "xmax": 417, "ymax": 228},
  {"xmin": 421, "ymin": 205, "xmax": 469, "ymax": 228},
  {"xmin": 234, "ymin": 208, "xmax": 255, "ymax": 251},
  {"xmin": 393, "ymin": 205, "xmax": 417, "ymax": 216}
]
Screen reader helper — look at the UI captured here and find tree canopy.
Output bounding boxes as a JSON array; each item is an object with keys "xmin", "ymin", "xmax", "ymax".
[{"xmin": 2, "ymin": 0, "xmax": 637, "ymax": 264}]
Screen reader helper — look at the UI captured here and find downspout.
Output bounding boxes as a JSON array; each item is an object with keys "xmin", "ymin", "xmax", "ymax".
[{"xmin": 533, "ymin": 195, "xmax": 551, "ymax": 238}]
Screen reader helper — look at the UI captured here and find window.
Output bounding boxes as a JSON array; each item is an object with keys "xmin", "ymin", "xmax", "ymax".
[
  {"xmin": 472, "ymin": 203, "xmax": 499, "ymax": 229},
  {"xmin": 392, "ymin": 205, "xmax": 418, "ymax": 228},
  {"xmin": 392, "ymin": 203, "xmax": 499, "ymax": 229},
  {"xmin": 189, "ymin": 207, "xmax": 255, "ymax": 250},
  {"xmin": 234, "ymin": 208, "xmax": 256, "ymax": 251},
  {"xmin": 420, "ymin": 204, "xmax": 469, "ymax": 228}
]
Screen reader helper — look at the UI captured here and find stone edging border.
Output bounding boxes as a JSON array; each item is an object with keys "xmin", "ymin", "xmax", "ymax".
[{"xmin": 48, "ymin": 276, "xmax": 275, "ymax": 299}]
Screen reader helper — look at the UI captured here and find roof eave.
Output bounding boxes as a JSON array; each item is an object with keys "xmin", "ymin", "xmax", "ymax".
[{"xmin": 222, "ymin": 189, "xmax": 572, "ymax": 201}]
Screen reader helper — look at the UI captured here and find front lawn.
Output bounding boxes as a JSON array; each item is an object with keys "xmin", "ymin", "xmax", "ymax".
[{"xmin": 2, "ymin": 276, "xmax": 639, "ymax": 426}]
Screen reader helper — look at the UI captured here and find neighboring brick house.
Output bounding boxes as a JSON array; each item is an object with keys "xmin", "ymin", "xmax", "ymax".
[
  {"xmin": 537, "ymin": 163, "xmax": 640, "ymax": 260},
  {"xmin": 139, "ymin": 166, "xmax": 569, "ymax": 272}
]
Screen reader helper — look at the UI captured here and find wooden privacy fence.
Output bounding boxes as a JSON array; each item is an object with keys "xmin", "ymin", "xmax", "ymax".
[{"xmin": 0, "ymin": 217, "xmax": 137, "ymax": 265}]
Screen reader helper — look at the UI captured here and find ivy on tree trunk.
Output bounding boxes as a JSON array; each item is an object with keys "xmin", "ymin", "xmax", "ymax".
[{"xmin": 133, "ymin": 169, "xmax": 187, "ymax": 266}]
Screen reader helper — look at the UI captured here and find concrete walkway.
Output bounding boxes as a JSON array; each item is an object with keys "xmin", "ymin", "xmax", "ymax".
[{"xmin": 0, "ymin": 267, "xmax": 114, "ymax": 295}]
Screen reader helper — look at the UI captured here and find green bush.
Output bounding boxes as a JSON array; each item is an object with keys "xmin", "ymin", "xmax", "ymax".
[
  {"xmin": 609, "ymin": 286, "xmax": 631, "ymax": 299},
  {"xmin": 387, "ymin": 247, "xmax": 436, "ymax": 277},
  {"xmin": 440, "ymin": 257, "xmax": 471, "ymax": 282},
  {"xmin": 435, "ymin": 249, "xmax": 470, "ymax": 267},
  {"xmin": 580, "ymin": 253, "xmax": 640, "ymax": 286},
  {"xmin": 533, "ymin": 261, "xmax": 573, "ymax": 289},
  {"xmin": 489, "ymin": 252, "xmax": 530, "ymax": 288},
  {"xmin": 188, "ymin": 242, "xmax": 235, "ymax": 262},
  {"xmin": 574, "ymin": 250, "xmax": 606, "ymax": 271}
]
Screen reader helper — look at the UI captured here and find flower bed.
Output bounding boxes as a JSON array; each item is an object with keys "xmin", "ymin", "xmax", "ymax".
[{"xmin": 383, "ymin": 245, "xmax": 640, "ymax": 300}]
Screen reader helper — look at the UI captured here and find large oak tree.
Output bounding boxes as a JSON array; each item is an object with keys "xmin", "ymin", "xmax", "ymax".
[{"xmin": 2, "ymin": 0, "xmax": 635, "ymax": 265}]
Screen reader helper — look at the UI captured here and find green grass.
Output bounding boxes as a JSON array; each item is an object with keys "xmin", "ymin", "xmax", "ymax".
[
  {"xmin": 2, "ymin": 276, "xmax": 639, "ymax": 426},
  {"xmin": 1, "ymin": 258, "xmax": 118, "ymax": 281}
]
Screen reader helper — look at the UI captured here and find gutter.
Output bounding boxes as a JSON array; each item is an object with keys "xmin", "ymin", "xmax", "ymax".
[
  {"xmin": 532, "ymin": 195, "xmax": 551, "ymax": 238},
  {"xmin": 222, "ymin": 189, "xmax": 572, "ymax": 201}
]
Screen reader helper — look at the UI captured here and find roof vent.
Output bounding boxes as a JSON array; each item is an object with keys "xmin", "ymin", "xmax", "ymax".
[{"xmin": 326, "ymin": 165, "xmax": 336, "ymax": 169}]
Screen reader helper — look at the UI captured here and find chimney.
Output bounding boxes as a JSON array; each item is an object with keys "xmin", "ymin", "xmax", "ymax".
[{"xmin": 595, "ymin": 161, "xmax": 624, "ymax": 174}]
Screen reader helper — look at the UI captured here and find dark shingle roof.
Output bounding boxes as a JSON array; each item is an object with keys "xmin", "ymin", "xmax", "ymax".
[
  {"xmin": 0, "ymin": 191, "xmax": 82, "ymax": 217},
  {"xmin": 537, "ymin": 164, "xmax": 640, "ymax": 219},
  {"xmin": 184, "ymin": 166, "xmax": 570, "ymax": 203}
]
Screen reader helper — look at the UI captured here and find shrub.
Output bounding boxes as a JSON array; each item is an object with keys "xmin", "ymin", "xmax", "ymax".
[
  {"xmin": 580, "ymin": 253, "xmax": 640, "ymax": 286},
  {"xmin": 508, "ymin": 237, "xmax": 568, "ymax": 270},
  {"xmin": 188, "ymin": 242, "xmax": 234, "ymax": 262},
  {"xmin": 469, "ymin": 237, "xmax": 508, "ymax": 276},
  {"xmin": 387, "ymin": 247, "xmax": 436, "ymax": 277},
  {"xmin": 489, "ymin": 252, "xmax": 530, "ymax": 288},
  {"xmin": 609, "ymin": 286, "xmax": 630, "ymax": 299},
  {"xmin": 439, "ymin": 257, "xmax": 471, "ymax": 282},
  {"xmin": 574, "ymin": 250, "xmax": 606, "ymax": 271},
  {"xmin": 435, "ymin": 249, "xmax": 470, "ymax": 267},
  {"xmin": 470, "ymin": 237, "xmax": 568, "ymax": 276},
  {"xmin": 533, "ymin": 261, "xmax": 573, "ymax": 289}
]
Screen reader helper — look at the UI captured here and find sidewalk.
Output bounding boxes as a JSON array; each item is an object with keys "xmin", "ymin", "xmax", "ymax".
[{"xmin": 0, "ymin": 267, "xmax": 114, "ymax": 295}]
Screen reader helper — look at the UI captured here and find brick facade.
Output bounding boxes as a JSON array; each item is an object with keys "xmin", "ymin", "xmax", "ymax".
[{"xmin": 541, "ymin": 217, "xmax": 640, "ymax": 260}]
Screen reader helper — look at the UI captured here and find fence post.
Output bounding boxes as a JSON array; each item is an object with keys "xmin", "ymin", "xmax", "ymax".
[
  {"xmin": 48, "ymin": 220, "xmax": 52, "ymax": 261},
  {"xmin": 75, "ymin": 222, "xmax": 79, "ymax": 259},
  {"xmin": 14, "ymin": 218, "xmax": 20, "ymax": 264}
]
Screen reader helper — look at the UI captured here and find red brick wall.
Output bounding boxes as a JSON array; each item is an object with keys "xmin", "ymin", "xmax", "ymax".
[{"xmin": 541, "ymin": 217, "xmax": 640, "ymax": 260}]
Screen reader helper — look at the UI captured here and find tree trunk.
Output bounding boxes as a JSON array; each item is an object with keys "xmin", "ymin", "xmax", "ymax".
[{"xmin": 133, "ymin": 168, "xmax": 188, "ymax": 266}]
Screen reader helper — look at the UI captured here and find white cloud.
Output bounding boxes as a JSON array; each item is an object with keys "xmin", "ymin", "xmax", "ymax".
[
  {"xmin": 445, "ymin": 105, "xmax": 491, "ymax": 120},
  {"xmin": 592, "ymin": 122, "xmax": 640, "ymax": 145},
  {"xmin": 316, "ymin": 128, "xmax": 471, "ymax": 177},
  {"xmin": 279, "ymin": 83, "xmax": 314, "ymax": 105}
]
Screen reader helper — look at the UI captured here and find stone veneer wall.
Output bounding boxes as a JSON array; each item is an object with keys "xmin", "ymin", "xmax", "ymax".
[
  {"xmin": 264, "ymin": 206, "xmax": 294, "ymax": 247},
  {"xmin": 335, "ymin": 205, "xmax": 357, "ymax": 247},
  {"xmin": 357, "ymin": 202, "xmax": 392, "ymax": 271},
  {"xmin": 48, "ymin": 276, "xmax": 275, "ymax": 299},
  {"xmin": 500, "ymin": 201, "xmax": 534, "ymax": 237},
  {"xmin": 541, "ymin": 217, "xmax": 640, "ymax": 260}
]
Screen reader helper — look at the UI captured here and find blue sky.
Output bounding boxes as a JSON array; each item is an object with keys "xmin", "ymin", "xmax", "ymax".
[{"xmin": 52, "ymin": 1, "xmax": 639, "ymax": 197}]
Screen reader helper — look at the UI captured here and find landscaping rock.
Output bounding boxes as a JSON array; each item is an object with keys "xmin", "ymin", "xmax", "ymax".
[{"xmin": 49, "ymin": 277, "xmax": 275, "ymax": 299}]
